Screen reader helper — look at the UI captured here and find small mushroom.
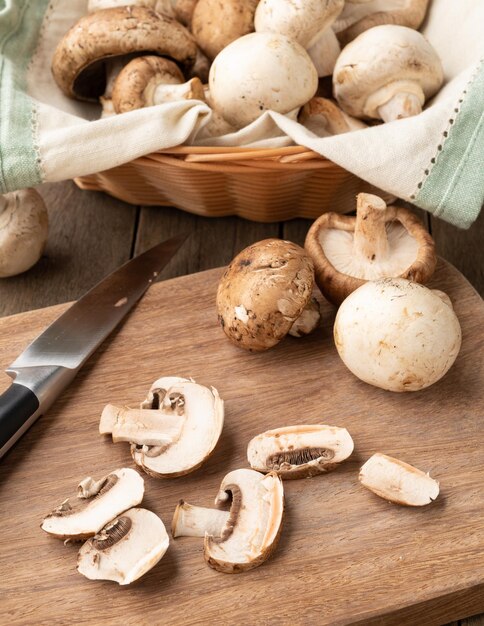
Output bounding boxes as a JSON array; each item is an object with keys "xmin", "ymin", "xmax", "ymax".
[
  {"xmin": 77, "ymin": 507, "xmax": 169, "ymax": 584},
  {"xmin": 299, "ymin": 97, "xmax": 367, "ymax": 137},
  {"xmin": 0, "ymin": 189, "xmax": 48, "ymax": 278},
  {"xmin": 216, "ymin": 239, "xmax": 319, "ymax": 351},
  {"xmin": 111, "ymin": 55, "xmax": 201, "ymax": 113},
  {"xmin": 333, "ymin": 278, "xmax": 462, "ymax": 392},
  {"xmin": 247, "ymin": 425, "xmax": 354, "ymax": 479},
  {"xmin": 359, "ymin": 453, "xmax": 439, "ymax": 506},
  {"xmin": 305, "ymin": 193, "xmax": 437, "ymax": 305},
  {"xmin": 191, "ymin": 0, "xmax": 259, "ymax": 61},
  {"xmin": 124, "ymin": 378, "xmax": 224, "ymax": 478},
  {"xmin": 51, "ymin": 7, "xmax": 197, "ymax": 101},
  {"xmin": 41, "ymin": 468, "xmax": 145, "ymax": 540},
  {"xmin": 172, "ymin": 469, "xmax": 284, "ymax": 573},
  {"xmin": 333, "ymin": 25, "xmax": 444, "ymax": 122},
  {"xmin": 208, "ymin": 33, "xmax": 318, "ymax": 129},
  {"xmin": 334, "ymin": 0, "xmax": 430, "ymax": 46}
]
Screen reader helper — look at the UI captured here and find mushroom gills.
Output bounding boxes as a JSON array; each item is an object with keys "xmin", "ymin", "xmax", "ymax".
[
  {"xmin": 41, "ymin": 468, "xmax": 145, "ymax": 539},
  {"xmin": 359, "ymin": 453, "xmax": 439, "ymax": 505},
  {"xmin": 77, "ymin": 507, "xmax": 169, "ymax": 584},
  {"xmin": 248, "ymin": 425, "xmax": 354, "ymax": 478}
]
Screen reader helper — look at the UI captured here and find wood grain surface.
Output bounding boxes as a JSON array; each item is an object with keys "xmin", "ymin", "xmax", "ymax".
[{"xmin": 0, "ymin": 259, "xmax": 482, "ymax": 626}]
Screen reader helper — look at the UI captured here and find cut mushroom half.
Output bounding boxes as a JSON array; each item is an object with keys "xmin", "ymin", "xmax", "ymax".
[
  {"xmin": 127, "ymin": 379, "xmax": 224, "ymax": 478},
  {"xmin": 359, "ymin": 453, "xmax": 439, "ymax": 506},
  {"xmin": 77, "ymin": 507, "xmax": 169, "ymax": 584},
  {"xmin": 305, "ymin": 193, "xmax": 436, "ymax": 305},
  {"xmin": 41, "ymin": 468, "xmax": 144, "ymax": 540},
  {"xmin": 172, "ymin": 469, "xmax": 284, "ymax": 573},
  {"xmin": 247, "ymin": 425, "xmax": 354, "ymax": 479}
]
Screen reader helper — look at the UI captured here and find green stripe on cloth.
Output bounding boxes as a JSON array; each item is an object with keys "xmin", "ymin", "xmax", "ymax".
[
  {"xmin": 416, "ymin": 60, "xmax": 484, "ymax": 229},
  {"xmin": 0, "ymin": 0, "xmax": 50, "ymax": 193}
]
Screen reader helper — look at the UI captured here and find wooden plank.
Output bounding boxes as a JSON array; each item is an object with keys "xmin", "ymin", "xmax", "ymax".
[
  {"xmin": 431, "ymin": 210, "xmax": 484, "ymax": 297},
  {"xmin": 133, "ymin": 205, "xmax": 280, "ymax": 279},
  {"xmin": 0, "ymin": 182, "xmax": 137, "ymax": 317},
  {"xmin": 0, "ymin": 259, "xmax": 482, "ymax": 626}
]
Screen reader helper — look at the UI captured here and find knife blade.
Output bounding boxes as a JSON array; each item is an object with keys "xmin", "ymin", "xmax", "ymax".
[{"xmin": 0, "ymin": 234, "xmax": 187, "ymax": 459}]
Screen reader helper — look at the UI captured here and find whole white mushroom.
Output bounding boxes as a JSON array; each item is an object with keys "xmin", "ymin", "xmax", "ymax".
[
  {"xmin": 0, "ymin": 189, "xmax": 49, "ymax": 277},
  {"xmin": 334, "ymin": 278, "xmax": 462, "ymax": 392},
  {"xmin": 209, "ymin": 32, "xmax": 318, "ymax": 129}
]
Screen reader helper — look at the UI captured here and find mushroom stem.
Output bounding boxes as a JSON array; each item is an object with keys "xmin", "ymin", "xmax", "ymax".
[
  {"xmin": 172, "ymin": 501, "xmax": 230, "ymax": 538},
  {"xmin": 100, "ymin": 404, "xmax": 183, "ymax": 446},
  {"xmin": 378, "ymin": 92, "xmax": 423, "ymax": 123},
  {"xmin": 353, "ymin": 193, "xmax": 390, "ymax": 262}
]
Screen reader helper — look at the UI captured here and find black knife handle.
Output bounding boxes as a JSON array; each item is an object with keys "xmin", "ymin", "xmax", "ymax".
[{"xmin": 0, "ymin": 383, "xmax": 40, "ymax": 457}]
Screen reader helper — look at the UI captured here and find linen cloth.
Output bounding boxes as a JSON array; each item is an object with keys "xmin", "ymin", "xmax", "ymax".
[{"xmin": 0, "ymin": 0, "xmax": 482, "ymax": 228}]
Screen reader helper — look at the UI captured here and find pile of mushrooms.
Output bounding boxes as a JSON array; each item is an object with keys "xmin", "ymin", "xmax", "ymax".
[
  {"xmin": 42, "ymin": 468, "xmax": 170, "ymax": 584},
  {"xmin": 100, "ymin": 376, "xmax": 224, "ymax": 477},
  {"xmin": 50, "ymin": 0, "xmax": 445, "ymax": 139}
]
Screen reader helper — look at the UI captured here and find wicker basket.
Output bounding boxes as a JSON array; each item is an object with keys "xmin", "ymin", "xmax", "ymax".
[{"xmin": 75, "ymin": 146, "xmax": 391, "ymax": 222}]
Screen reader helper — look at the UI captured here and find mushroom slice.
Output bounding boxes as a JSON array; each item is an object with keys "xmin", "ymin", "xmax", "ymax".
[
  {"xmin": 305, "ymin": 193, "xmax": 436, "ymax": 305},
  {"xmin": 132, "ymin": 381, "xmax": 224, "ymax": 477},
  {"xmin": 77, "ymin": 508, "xmax": 169, "ymax": 584},
  {"xmin": 299, "ymin": 97, "xmax": 367, "ymax": 137},
  {"xmin": 247, "ymin": 425, "xmax": 354, "ymax": 479},
  {"xmin": 216, "ymin": 239, "xmax": 316, "ymax": 351},
  {"xmin": 41, "ymin": 468, "xmax": 144, "ymax": 540},
  {"xmin": 51, "ymin": 7, "xmax": 197, "ymax": 101},
  {"xmin": 359, "ymin": 453, "xmax": 439, "ymax": 506},
  {"xmin": 173, "ymin": 469, "xmax": 284, "ymax": 573}
]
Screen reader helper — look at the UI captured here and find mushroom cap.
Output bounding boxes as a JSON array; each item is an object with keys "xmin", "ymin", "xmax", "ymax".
[
  {"xmin": 41, "ymin": 468, "xmax": 145, "ymax": 539},
  {"xmin": 359, "ymin": 453, "xmax": 439, "ymax": 506},
  {"xmin": 216, "ymin": 238, "xmax": 315, "ymax": 351},
  {"xmin": 192, "ymin": 0, "xmax": 259, "ymax": 61},
  {"xmin": 299, "ymin": 97, "xmax": 367, "ymax": 136},
  {"xmin": 131, "ymin": 379, "xmax": 224, "ymax": 477},
  {"xmin": 333, "ymin": 25, "xmax": 444, "ymax": 119},
  {"xmin": 334, "ymin": 278, "xmax": 462, "ymax": 392},
  {"xmin": 255, "ymin": 0, "xmax": 344, "ymax": 48},
  {"xmin": 111, "ymin": 56, "xmax": 185, "ymax": 113},
  {"xmin": 334, "ymin": 0, "xmax": 430, "ymax": 46},
  {"xmin": 305, "ymin": 195, "xmax": 437, "ymax": 305},
  {"xmin": 209, "ymin": 32, "xmax": 318, "ymax": 128},
  {"xmin": 77, "ymin": 507, "xmax": 169, "ymax": 584},
  {"xmin": 204, "ymin": 469, "xmax": 284, "ymax": 573},
  {"xmin": 247, "ymin": 424, "xmax": 354, "ymax": 479},
  {"xmin": 87, "ymin": 0, "xmax": 176, "ymax": 15},
  {"xmin": 51, "ymin": 6, "xmax": 197, "ymax": 101},
  {"xmin": 172, "ymin": 0, "xmax": 199, "ymax": 26},
  {"xmin": 0, "ymin": 189, "xmax": 48, "ymax": 278}
]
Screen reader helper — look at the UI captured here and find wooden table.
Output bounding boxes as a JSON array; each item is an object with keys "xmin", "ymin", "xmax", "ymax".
[{"xmin": 0, "ymin": 181, "xmax": 482, "ymax": 626}]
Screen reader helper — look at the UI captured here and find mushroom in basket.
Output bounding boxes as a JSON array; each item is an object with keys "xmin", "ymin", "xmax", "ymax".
[{"xmin": 299, "ymin": 97, "xmax": 367, "ymax": 137}]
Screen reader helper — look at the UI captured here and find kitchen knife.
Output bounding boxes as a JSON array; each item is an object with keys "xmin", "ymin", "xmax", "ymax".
[{"xmin": 0, "ymin": 234, "xmax": 187, "ymax": 459}]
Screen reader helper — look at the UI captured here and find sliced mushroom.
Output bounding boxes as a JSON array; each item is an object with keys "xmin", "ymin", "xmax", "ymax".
[
  {"xmin": 191, "ymin": 0, "xmax": 259, "ymax": 61},
  {"xmin": 305, "ymin": 193, "xmax": 437, "ymax": 305},
  {"xmin": 217, "ymin": 239, "xmax": 317, "ymax": 351},
  {"xmin": 247, "ymin": 425, "xmax": 354, "ymax": 479},
  {"xmin": 172, "ymin": 469, "xmax": 284, "ymax": 573},
  {"xmin": 299, "ymin": 97, "xmax": 367, "ymax": 137},
  {"xmin": 51, "ymin": 7, "xmax": 197, "ymax": 101},
  {"xmin": 0, "ymin": 189, "xmax": 48, "ymax": 278},
  {"xmin": 334, "ymin": 0, "xmax": 430, "ymax": 46},
  {"xmin": 77, "ymin": 507, "xmax": 169, "ymax": 584},
  {"xmin": 130, "ymin": 379, "xmax": 224, "ymax": 477},
  {"xmin": 333, "ymin": 25, "xmax": 444, "ymax": 122},
  {"xmin": 359, "ymin": 453, "xmax": 439, "ymax": 505},
  {"xmin": 41, "ymin": 468, "xmax": 144, "ymax": 540}
]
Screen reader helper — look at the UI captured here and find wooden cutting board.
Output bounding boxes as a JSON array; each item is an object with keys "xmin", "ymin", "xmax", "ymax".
[{"xmin": 0, "ymin": 259, "xmax": 482, "ymax": 626}]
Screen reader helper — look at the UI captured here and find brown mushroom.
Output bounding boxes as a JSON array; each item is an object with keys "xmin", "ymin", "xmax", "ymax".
[
  {"xmin": 51, "ymin": 6, "xmax": 197, "ymax": 101},
  {"xmin": 335, "ymin": 0, "xmax": 430, "ymax": 46},
  {"xmin": 299, "ymin": 97, "xmax": 367, "ymax": 136},
  {"xmin": 305, "ymin": 193, "xmax": 436, "ymax": 305},
  {"xmin": 172, "ymin": 469, "xmax": 284, "ymax": 573},
  {"xmin": 216, "ymin": 239, "xmax": 320, "ymax": 351},
  {"xmin": 191, "ymin": 0, "xmax": 259, "ymax": 61}
]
